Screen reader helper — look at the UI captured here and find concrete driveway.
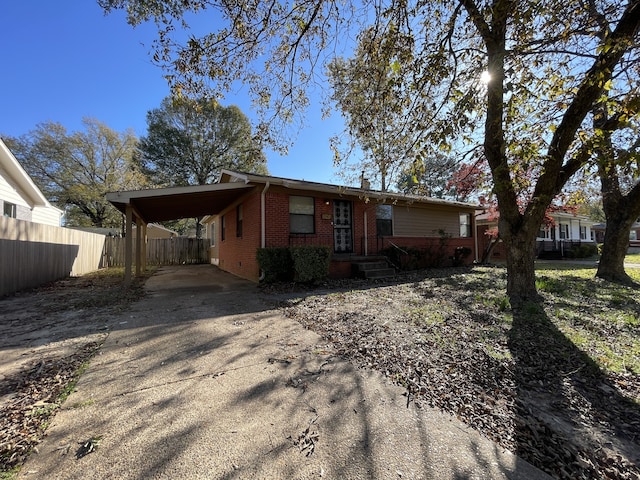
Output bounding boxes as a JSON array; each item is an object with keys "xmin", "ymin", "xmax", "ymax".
[{"xmin": 18, "ymin": 265, "xmax": 550, "ymax": 479}]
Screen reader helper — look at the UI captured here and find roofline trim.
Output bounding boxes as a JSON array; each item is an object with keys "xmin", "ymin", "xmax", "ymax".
[{"xmin": 219, "ymin": 169, "xmax": 481, "ymax": 209}]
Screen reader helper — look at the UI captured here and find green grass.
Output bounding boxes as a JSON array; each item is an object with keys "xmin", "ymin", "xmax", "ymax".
[
  {"xmin": 626, "ymin": 253, "xmax": 640, "ymax": 264},
  {"xmin": 534, "ymin": 265, "xmax": 640, "ymax": 374},
  {"xmin": 0, "ymin": 467, "xmax": 20, "ymax": 480},
  {"xmin": 431, "ymin": 264, "xmax": 640, "ymax": 375}
]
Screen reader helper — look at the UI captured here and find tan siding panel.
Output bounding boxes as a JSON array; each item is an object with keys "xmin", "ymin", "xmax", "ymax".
[
  {"xmin": 393, "ymin": 205, "xmax": 461, "ymax": 237},
  {"xmin": 0, "ymin": 216, "xmax": 106, "ymax": 296}
]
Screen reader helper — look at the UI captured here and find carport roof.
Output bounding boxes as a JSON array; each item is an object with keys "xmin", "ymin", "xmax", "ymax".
[{"xmin": 106, "ymin": 183, "xmax": 254, "ymax": 223}]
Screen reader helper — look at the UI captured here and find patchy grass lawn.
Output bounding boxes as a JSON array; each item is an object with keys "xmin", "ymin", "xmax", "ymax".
[
  {"xmin": 281, "ymin": 264, "xmax": 640, "ymax": 480},
  {"xmin": 626, "ymin": 252, "xmax": 640, "ymax": 264}
]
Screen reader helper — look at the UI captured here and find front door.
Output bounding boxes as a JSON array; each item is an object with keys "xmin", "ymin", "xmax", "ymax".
[{"xmin": 333, "ymin": 200, "xmax": 353, "ymax": 253}]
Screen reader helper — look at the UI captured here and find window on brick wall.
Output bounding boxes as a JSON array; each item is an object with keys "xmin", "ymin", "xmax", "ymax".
[
  {"xmin": 290, "ymin": 196, "xmax": 314, "ymax": 234},
  {"xmin": 221, "ymin": 215, "xmax": 226, "ymax": 241},
  {"xmin": 236, "ymin": 204, "xmax": 243, "ymax": 237},
  {"xmin": 376, "ymin": 204, "xmax": 393, "ymax": 236}
]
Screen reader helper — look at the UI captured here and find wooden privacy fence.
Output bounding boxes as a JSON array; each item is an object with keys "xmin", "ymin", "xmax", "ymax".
[
  {"xmin": 102, "ymin": 237, "xmax": 210, "ymax": 267},
  {"xmin": 0, "ymin": 217, "xmax": 106, "ymax": 296}
]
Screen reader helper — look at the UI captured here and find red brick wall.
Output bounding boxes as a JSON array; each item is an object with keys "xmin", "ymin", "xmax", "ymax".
[
  {"xmin": 217, "ymin": 192, "xmax": 262, "ymax": 281},
  {"xmin": 264, "ymin": 192, "xmax": 337, "ymax": 248},
  {"xmin": 217, "ymin": 186, "xmax": 478, "ymax": 281}
]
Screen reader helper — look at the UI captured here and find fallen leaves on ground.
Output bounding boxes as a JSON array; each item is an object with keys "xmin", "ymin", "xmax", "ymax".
[
  {"xmin": 0, "ymin": 342, "xmax": 102, "ymax": 470},
  {"xmin": 277, "ymin": 266, "xmax": 640, "ymax": 480}
]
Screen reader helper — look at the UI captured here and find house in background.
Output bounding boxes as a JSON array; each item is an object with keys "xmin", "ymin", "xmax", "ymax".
[
  {"xmin": 477, "ymin": 210, "xmax": 597, "ymax": 261},
  {"xmin": 0, "ymin": 138, "xmax": 62, "ymax": 227},
  {"xmin": 591, "ymin": 222, "xmax": 640, "ymax": 252},
  {"xmin": 198, "ymin": 170, "xmax": 479, "ymax": 280},
  {"xmin": 132, "ymin": 223, "xmax": 178, "ymax": 239},
  {"xmin": 108, "ymin": 170, "xmax": 479, "ymax": 282}
]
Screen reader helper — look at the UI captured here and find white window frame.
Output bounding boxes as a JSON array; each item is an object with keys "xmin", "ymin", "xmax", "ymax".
[
  {"xmin": 289, "ymin": 196, "xmax": 315, "ymax": 234},
  {"xmin": 459, "ymin": 213, "xmax": 472, "ymax": 238}
]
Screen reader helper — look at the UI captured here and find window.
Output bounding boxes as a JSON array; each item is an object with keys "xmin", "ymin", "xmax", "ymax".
[
  {"xmin": 537, "ymin": 228, "xmax": 548, "ymax": 239},
  {"xmin": 580, "ymin": 225, "xmax": 587, "ymax": 240},
  {"xmin": 289, "ymin": 196, "xmax": 314, "ymax": 234},
  {"xmin": 459, "ymin": 213, "xmax": 472, "ymax": 238},
  {"xmin": 631, "ymin": 230, "xmax": 638, "ymax": 241},
  {"xmin": 236, "ymin": 204, "xmax": 243, "ymax": 238},
  {"xmin": 210, "ymin": 221, "xmax": 216, "ymax": 246},
  {"xmin": 3, "ymin": 201, "xmax": 16, "ymax": 218},
  {"xmin": 221, "ymin": 215, "xmax": 226, "ymax": 241},
  {"xmin": 559, "ymin": 224, "xmax": 569, "ymax": 239},
  {"xmin": 376, "ymin": 204, "xmax": 393, "ymax": 236}
]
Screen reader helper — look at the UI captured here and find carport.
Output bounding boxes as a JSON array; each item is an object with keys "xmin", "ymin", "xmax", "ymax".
[{"xmin": 106, "ymin": 182, "xmax": 254, "ymax": 284}]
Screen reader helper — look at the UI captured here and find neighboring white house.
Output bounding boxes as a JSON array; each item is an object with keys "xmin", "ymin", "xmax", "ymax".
[
  {"xmin": 536, "ymin": 211, "xmax": 596, "ymax": 242},
  {"xmin": 0, "ymin": 138, "xmax": 62, "ymax": 226},
  {"xmin": 477, "ymin": 209, "xmax": 597, "ymax": 260}
]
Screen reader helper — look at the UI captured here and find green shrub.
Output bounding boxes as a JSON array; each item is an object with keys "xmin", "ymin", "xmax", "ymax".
[
  {"xmin": 256, "ymin": 247, "xmax": 293, "ymax": 283},
  {"xmin": 452, "ymin": 246, "xmax": 472, "ymax": 266},
  {"xmin": 570, "ymin": 244, "xmax": 599, "ymax": 259},
  {"xmin": 379, "ymin": 244, "xmax": 450, "ymax": 270},
  {"xmin": 290, "ymin": 245, "xmax": 332, "ymax": 283}
]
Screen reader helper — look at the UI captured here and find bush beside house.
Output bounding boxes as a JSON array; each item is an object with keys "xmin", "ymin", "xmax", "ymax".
[{"xmin": 257, "ymin": 245, "xmax": 331, "ymax": 284}]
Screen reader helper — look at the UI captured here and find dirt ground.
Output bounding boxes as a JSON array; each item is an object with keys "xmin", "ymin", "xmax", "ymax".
[
  {"xmin": 274, "ymin": 267, "xmax": 640, "ymax": 480},
  {"xmin": 0, "ymin": 272, "xmax": 146, "ymax": 469}
]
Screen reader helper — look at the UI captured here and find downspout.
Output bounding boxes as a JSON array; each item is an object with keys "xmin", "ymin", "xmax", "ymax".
[
  {"xmin": 364, "ymin": 210, "xmax": 368, "ymax": 256},
  {"xmin": 261, "ymin": 181, "xmax": 270, "ymax": 248},
  {"xmin": 474, "ymin": 215, "xmax": 479, "ymax": 262},
  {"xmin": 259, "ymin": 182, "xmax": 270, "ymax": 281}
]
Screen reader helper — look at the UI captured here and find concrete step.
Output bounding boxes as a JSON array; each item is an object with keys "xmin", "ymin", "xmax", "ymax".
[
  {"xmin": 363, "ymin": 268, "xmax": 396, "ymax": 279},
  {"xmin": 354, "ymin": 261, "xmax": 389, "ymax": 272},
  {"xmin": 352, "ymin": 258, "xmax": 395, "ymax": 279}
]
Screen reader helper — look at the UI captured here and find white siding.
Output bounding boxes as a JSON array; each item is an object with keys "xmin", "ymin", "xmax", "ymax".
[
  {"xmin": 32, "ymin": 205, "xmax": 63, "ymax": 227},
  {"xmin": 0, "ymin": 172, "xmax": 31, "ymax": 209}
]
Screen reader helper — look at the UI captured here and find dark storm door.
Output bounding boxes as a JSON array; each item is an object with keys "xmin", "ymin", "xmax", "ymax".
[{"xmin": 333, "ymin": 200, "xmax": 353, "ymax": 253}]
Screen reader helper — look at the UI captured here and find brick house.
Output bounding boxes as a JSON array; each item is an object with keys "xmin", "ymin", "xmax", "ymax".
[
  {"xmin": 201, "ymin": 171, "xmax": 479, "ymax": 281},
  {"xmin": 108, "ymin": 170, "xmax": 480, "ymax": 283}
]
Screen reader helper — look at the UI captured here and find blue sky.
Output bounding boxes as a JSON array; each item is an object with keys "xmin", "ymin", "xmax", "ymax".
[{"xmin": 0, "ymin": 2, "xmax": 346, "ymax": 185}]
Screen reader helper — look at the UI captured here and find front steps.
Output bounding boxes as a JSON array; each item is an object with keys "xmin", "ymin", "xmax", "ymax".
[{"xmin": 351, "ymin": 256, "xmax": 396, "ymax": 279}]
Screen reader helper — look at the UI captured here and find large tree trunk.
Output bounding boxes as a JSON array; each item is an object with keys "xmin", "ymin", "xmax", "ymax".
[
  {"xmin": 594, "ymin": 124, "xmax": 640, "ymax": 284},
  {"xmin": 597, "ymin": 218, "xmax": 634, "ymax": 283},
  {"xmin": 500, "ymin": 219, "xmax": 540, "ymax": 308}
]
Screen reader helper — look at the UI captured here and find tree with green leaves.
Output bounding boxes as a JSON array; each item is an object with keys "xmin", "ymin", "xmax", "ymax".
[
  {"xmin": 139, "ymin": 97, "xmax": 268, "ymax": 187},
  {"xmin": 328, "ymin": 26, "xmax": 415, "ymax": 191},
  {"xmin": 101, "ymin": 0, "xmax": 640, "ymax": 306},
  {"xmin": 4, "ymin": 119, "xmax": 146, "ymax": 228}
]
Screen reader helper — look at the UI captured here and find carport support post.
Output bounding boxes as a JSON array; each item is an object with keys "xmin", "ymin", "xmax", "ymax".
[
  {"xmin": 141, "ymin": 222, "xmax": 147, "ymax": 273},
  {"xmin": 124, "ymin": 205, "xmax": 133, "ymax": 286},
  {"xmin": 136, "ymin": 216, "xmax": 144, "ymax": 277}
]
